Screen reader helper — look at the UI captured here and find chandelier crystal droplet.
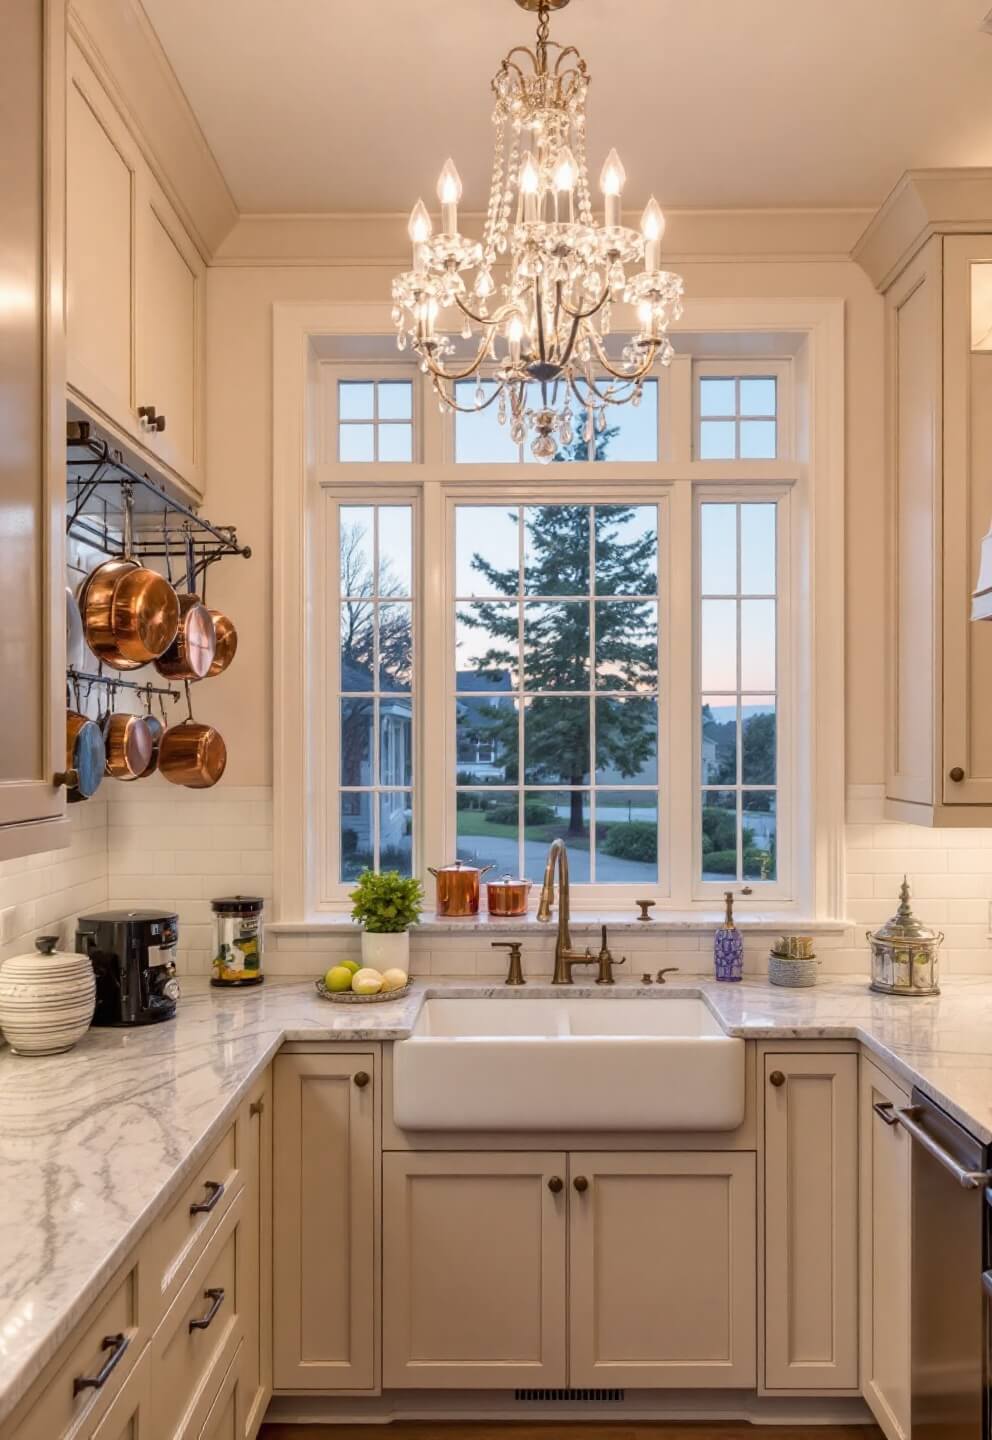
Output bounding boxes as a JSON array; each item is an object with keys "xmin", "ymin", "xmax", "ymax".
[{"xmin": 391, "ymin": 0, "xmax": 684, "ymax": 462}]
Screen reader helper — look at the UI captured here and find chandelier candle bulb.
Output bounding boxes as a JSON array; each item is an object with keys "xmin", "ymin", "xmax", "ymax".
[
  {"xmin": 437, "ymin": 158, "xmax": 462, "ymax": 235},
  {"xmin": 520, "ymin": 151, "xmax": 540, "ymax": 222},
  {"xmin": 600, "ymin": 147, "xmax": 626, "ymax": 228},
  {"xmin": 641, "ymin": 196, "xmax": 666, "ymax": 272},
  {"xmin": 408, "ymin": 199, "xmax": 432, "ymax": 271}
]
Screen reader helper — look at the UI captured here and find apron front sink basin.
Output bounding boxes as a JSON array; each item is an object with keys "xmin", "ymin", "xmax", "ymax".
[{"xmin": 392, "ymin": 997, "xmax": 745, "ymax": 1132}]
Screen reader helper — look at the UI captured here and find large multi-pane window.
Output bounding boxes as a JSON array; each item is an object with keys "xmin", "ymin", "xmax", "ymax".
[
  {"xmin": 454, "ymin": 503, "xmax": 661, "ymax": 885},
  {"xmin": 321, "ymin": 355, "xmax": 797, "ymax": 909},
  {"xmin": 336, "ymin": 503, "xmax": 415, "ymax": 879}
]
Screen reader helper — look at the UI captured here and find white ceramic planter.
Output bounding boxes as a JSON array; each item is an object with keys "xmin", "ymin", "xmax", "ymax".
[
  {"xmin": 0, "ymin": 936, "xmax": 96, "ymax": 1056},
  {"xmin": 360, "ymin": 930, "xmax": 410, "ymax": 972}
]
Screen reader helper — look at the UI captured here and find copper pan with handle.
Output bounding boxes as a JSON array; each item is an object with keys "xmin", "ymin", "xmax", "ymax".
[
  {"xmin": 159, "ymin": 683, "xmax": 227, "ymax": 789},
  {"xmin": 57, "ymin": 681, "xmax": 106, "ymax": 803},
  {"xmin": 154, "ymin": 533, "xmax": 216, "ymax": 681},
  {"xmin": 80, "ymin": 488, "xmax": 180, "ymax": 670}
]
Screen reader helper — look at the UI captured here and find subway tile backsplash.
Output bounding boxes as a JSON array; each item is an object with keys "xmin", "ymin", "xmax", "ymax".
[{"xmin": 1, "ymin": 783, "xmax": 992, "ymax": 978}]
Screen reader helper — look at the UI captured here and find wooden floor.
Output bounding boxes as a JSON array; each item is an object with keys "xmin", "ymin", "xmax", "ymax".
[{"xmin": 261, "ymin": 1424, "xmax": 881, "ymax": 1438}]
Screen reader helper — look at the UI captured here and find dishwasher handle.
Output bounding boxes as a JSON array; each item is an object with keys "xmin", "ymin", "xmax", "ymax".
[
  {"xmin": 983, "ymin": 1271, "xmax": 992, "ymax": 1300},
  {"xmin": 897, "ymin": 1106, "xmax": 992, "ymax": 1190}
]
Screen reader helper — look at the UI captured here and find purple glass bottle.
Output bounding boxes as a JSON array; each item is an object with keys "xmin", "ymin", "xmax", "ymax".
[{"xmin": 714, "ymin": 890, "xmax": 744, "ymax": 982}]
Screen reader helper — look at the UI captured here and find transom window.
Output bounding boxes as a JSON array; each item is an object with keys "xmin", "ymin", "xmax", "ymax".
[
  {"xmin": 311, "ymin": 348, "xmax": 808, "ymax": 915},
  {"xmin": 455, "ymin": 379, "xmax": 659, "ymax": 464}
]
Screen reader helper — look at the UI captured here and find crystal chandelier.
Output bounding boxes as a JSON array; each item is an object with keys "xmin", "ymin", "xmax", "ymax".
[{"xmin": 391, "ymin": 0, "xmax": 684, "ymax": 462}]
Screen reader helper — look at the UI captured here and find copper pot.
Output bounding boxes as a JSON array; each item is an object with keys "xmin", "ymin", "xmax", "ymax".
[
  {"xmin": 159, "ymin": 721, "xmax": 227, "ymax": 789},
  {"xmin": 134, "ymin": 712, "xmax": 165, "ymax": 779},
  {"xmin": 80, "ymin": 496, "xmax": 180, "ymax": 670},
  {"xmin": 102, "ymin": 711, "xmax": 154, "ymax": 781},
  {"xmin": 428, "ymin": 861, "xmax": 494, "ymax": 917},
  {"xmin": 61, "ymin": 710, "xmax": 106, "ymax": 802},
  {"xmin": 204, "ymin": 610, "xmax": 237, "ymax": 678},
  {"xmin": 154, "ymin": 538, "xmax": 216, "ymax": 681},
  {"xmin": 486, "ymin": 875, "xmax": 533, "ymax": 918}
]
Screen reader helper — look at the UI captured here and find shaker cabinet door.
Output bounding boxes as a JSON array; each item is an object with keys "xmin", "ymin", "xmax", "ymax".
[
  {"xmin": 568, "ymin": 1152, "xmax": 757, "ymax": 1389},
  {"xmin": 763, "ymin": 1052, "xmax": 859, "ymax": 1391}
]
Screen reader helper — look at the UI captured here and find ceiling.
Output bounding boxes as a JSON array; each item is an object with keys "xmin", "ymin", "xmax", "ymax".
[{"xmin": 142, "ymin": 0, "xmax": 992, "ymax": 215}]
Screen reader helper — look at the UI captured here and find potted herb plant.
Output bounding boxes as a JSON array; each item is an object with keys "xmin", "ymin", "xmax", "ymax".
[{"xmin": 349, "ymin": 869, "xmax": 424, "ymax": 970}]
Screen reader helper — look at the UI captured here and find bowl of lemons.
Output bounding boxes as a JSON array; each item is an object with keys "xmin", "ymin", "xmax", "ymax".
[{"xmin": 314, "ymin": 959, "xmax": 411, "ymax": 1003}]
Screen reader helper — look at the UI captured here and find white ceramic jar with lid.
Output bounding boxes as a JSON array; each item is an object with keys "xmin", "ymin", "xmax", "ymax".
[{"xmin": 0, "ymin": 935, "xmax": 96, "ymax": 1055}]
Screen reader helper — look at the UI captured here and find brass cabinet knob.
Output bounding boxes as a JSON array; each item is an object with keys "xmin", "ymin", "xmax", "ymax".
[
  {"xmin": 354, "ymin": 1071, "xmax": 370, "ymax": 1089},
  {"xmin": 249, "ymin": 1099, "xmax": 264, "ymax": 1117},
  {"xmin": 949, "ymin": 766, "xmax": 965, "ymax": 782},
  {"xmin": 573, "ymin": 1175, "xmax": 589, "ymax": 1193},
  {"xmin": 547, "ymin": 1176, "xmax": 564, "ymax": 1194},
  {"xmin": 769, "ymin": 1070, "xmax": 786, "ymax": 1088}
]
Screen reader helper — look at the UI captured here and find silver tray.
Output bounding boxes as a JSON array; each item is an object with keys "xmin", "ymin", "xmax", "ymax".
[{"xmin": 314, "ymin": 978, "xmax": 412, "ymax": 1004}]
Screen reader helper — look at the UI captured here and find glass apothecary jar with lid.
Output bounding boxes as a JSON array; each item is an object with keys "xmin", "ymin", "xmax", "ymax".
[{"xmin": 867, "ymin": 877, "xmax": 941, "ymax": 997}]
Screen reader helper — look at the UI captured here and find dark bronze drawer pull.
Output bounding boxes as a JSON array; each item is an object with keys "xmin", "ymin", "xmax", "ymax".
[
  {"xmin": 873, "ymin": 1100, "xmax": 900, "ymax": 1127},
  {"xmin": 769, "ymin": 1070, "xmax": 786, "ymax": 1088},
  {"xmin": 73, "ymin": 1332, "xmax": 129, "ymax": 1395},
  {"xmin": 573, "ymin": 1175, "xmax": 589, "ymax": 1193},
  {"xmin": 354, "ymin": 1071, "xmax": 370, "ymax": 1089},
  {"xmin": 249, "ymin": 1099, "xmax": 264, "ymax": 1117},
  {"xmin": 189, "ymin": 1180, "xmax": 225, "ymax": 1216},
  {"xmin": 547, "ymin": 1175, "xmax": 563, "ymax": 1194},
  {"xmin": 189, "ymin": 1287, "xmax": 225, "ymax": 1333}
]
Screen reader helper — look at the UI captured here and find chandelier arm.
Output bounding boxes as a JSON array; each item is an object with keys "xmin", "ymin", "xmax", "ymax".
[
  {"xmin": 557, "ymin": 311, "xmax": 582, "ymax": 371},
  {"xmin": 587, "ymin": 330, "xmax": 660, "ymax": 383},
  {"xmin": 535, "ymin": 275, "xmax": 548, "ymax": 368},
  {"xmin": 571, "ymin": 373, "xmax": 638, "ymax": 408},
  {"xmin": 559, "ymin": 280, "xmax": 612, "ymax": 323},
  {"xmin": 453, "ymin": 294, "xmax": 503, "ymax": 329},
  {"xmin": 418, "ymin": 334, "xmax": 498, "ymax": 384},
  {"xmin": 430, "ymin": 376, "xmax": 506, "ymax": 415}
]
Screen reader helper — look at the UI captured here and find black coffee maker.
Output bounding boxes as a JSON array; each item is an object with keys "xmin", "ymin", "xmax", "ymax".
[{"xmin": 76, "ymin": 910, "xmax": 180, "ymax": 1026}]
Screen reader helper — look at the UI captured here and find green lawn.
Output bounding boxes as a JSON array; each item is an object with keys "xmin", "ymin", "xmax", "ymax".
[{"xmin": 457, "ymin": 809, "xmax": 593, "ymax": 850}]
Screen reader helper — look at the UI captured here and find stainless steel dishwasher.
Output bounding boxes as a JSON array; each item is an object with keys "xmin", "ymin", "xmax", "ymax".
[{"xmin": 897, "ymin": 1089, "xmax": 992, "ymax": 1438}]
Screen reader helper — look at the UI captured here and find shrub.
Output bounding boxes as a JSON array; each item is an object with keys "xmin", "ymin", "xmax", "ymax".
[
  {"xmin": 349, "ymin": 869, "xmax": 424, "ymax": 933},
  {"xmin": 488, "ymin": 799, "xmax": 557, "ymax": 827},
  {"xmin": 600, "ymin": 821, "xmax": 657, "ymax": 863},
  {"xmin": 703, "ymin": 849, "xmax": 738, "ymax": 875}
]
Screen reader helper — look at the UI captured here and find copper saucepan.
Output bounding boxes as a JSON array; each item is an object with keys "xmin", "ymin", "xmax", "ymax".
[
  {"xmin": 80, "ymin": 492, "xmax": 180, "ymax": 670},
  {"xmin": 155, "ymin": 535, "xmax": 216, "ymax": 681},
  {"xmin": 428, "ymin": 860, "xmax": 495, "ymax": 917},
  {"xmin": 159, "ymin": 719, "xmax": 228, "ymax": 789},
  {"xmin": 486, "ymin": 875, "xmax": 533, "ymax": 918},
  {"xmin": 102, "ymin": 708, "xmax": 154, "ymax": 781},
  {"xmin": 205, "ymin": 609, "xmax": 237, "ymax": 678},
  {"xmin": 62, "ymin": 707, "xmax": 106, "ymax": 803}
]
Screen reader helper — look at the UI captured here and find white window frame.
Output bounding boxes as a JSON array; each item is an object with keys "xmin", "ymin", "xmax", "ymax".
[
  {"xmin": 693, "ymin": 358, "xmax": 791, "ymax": 461},
  {"xmin": 273, "ymin": 299, "xmax": 845, "ymax": 925}
]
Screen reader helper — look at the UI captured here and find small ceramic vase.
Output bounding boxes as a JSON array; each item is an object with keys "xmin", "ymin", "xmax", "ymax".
[
  {"xmin": 360, "ymin": 930, "xmax": 410, "ymax": 972},
  {"xmin": 714, "ymin": 891, "xmax": 744, "ymax": 982},
  {"xmin": 0, "ymin": 935, "xmax": 96, "ymax": 1055}
]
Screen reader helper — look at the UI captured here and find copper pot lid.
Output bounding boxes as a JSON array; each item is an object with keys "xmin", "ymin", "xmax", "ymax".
[
  {"xmin": 487, "ymin": 875, "xmax": 532, "ymax": 889},
  {"xmin": 431, "ymin": 860, "xmax": 494, "ymax": 876}
]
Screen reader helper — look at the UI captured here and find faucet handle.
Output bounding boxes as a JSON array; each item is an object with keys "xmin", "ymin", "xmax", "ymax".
[
  {"xmin": 656, "ymin": 967, "xmax": 679, "ymax": 985},
  {"xmin": 491, "ymin": 941, "xmax": 525, "ymax": 986},
  {"xmin": 635, "ymin": 899, "xmax": 657, "ymax": 922}
]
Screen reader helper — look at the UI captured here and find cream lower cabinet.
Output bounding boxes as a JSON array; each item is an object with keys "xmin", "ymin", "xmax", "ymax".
[
  {"xmin": 272, "ymin": 1052, "xmax": 376, "ymax": 1392},
  {"xmin": 382, "ymin": 1152, "xmax": 567, "ymax": 1388},
  {"xmin": 763, "ymin": 1052, "xmax": 859, "ymax": 1391},
  {"xmin": 860, "ymin": 1060, "xmax": 911, "ymax": 1440},
  {"xmin": 90, "ymin": 1346, "xmax": 152, "ymax": 1440},
  {"xmin": 382, "ymin": 1150, "xmax": 756, "ymax": 1391},
  {"xmin": 569, "ymin": 1153, "xmax": 757, "ymax": 1388},
  {"xmin": 238, "ymin": 1077, "xmax": 271, "ymax": 1438}
]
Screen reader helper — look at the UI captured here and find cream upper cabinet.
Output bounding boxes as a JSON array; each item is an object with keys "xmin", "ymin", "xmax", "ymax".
[
  {"xmin": 272, "ymin": 1052, "xmax": 377, "ymax": 1392},
  {"xmin": 382, "ymin": 1151, "xmax": 567, "ymax": 1390},
  {"xmin": 878, "ymin": 220, "xmax": 992, "ymax": 821},
  {"xmin": 568, "ymin": 1153, "xmax": 756, "ymax": 1389},
  {"xmin": 860, "ymin": 1060, "xmax": 911, "ymax": 1440},
  {"xmin": 763, "ymin": 1052, "xmax": 859, "ymax": 1391},
  {"xmin": 66, "ymin": 36, "xmax": 205, "ymax": 496},
  {"xmin": 0, "ymin": 0, "xmax": 68, "ymax": 860}
]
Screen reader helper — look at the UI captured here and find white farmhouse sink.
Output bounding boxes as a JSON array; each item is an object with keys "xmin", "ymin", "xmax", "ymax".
[{"xmin": 392, "ymin": 998, "xmax": 745, "ymax": 1132}]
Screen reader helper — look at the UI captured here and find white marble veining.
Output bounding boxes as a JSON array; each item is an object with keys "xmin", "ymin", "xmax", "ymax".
[
  {"xmin": 268, "ymin": 910, "xmax": 849, "ymax": 936},
  {"xmin": 3, "ymin": 972, "xmax": 992, "ymax": 1423}
]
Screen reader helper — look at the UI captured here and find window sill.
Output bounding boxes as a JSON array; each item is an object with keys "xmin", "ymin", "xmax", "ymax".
[{"xmin": 267, "ymin": 911, "xmax": 852, "ymax": 937}]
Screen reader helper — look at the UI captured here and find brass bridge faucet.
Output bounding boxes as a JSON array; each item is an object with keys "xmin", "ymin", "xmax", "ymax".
[{"xmin": 537, "ymin": 838, "xmax": 600, "ymax": 984}]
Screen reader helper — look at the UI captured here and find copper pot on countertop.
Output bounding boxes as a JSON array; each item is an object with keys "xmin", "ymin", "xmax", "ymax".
[
  {"xmin": 485, "ymin": 875, "xmax": 533, "ymax": 918},
  {"xmin": 428, "ymin": 860, "xmax": 494, "ymax": 917}
]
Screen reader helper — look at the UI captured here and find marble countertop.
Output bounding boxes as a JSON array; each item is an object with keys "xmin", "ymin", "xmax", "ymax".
[{"xmin": 3, "ymin": 972, "xmax": 992, "ymax": 1422}]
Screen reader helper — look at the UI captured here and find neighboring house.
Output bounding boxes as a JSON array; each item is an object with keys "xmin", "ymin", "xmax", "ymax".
[
  {"xmin": 701, "ymin": 734, "xmax": 719, "ymax": 783},
  {"xmin": 340, "ymin": 655, "xmax": 412, "ymax": 861},
  {"xmin": 455, "ymin": 669, "xmax": 513, "ymax": 782}
]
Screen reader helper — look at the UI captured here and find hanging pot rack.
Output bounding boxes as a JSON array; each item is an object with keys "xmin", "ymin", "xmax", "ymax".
[
  {"xmin": 66, "ymin": 667, "xmax": 183, "ymax": 703},
  {"xmin": 66, "ymin": 420, "xmax": 251, "ymax": 589}
]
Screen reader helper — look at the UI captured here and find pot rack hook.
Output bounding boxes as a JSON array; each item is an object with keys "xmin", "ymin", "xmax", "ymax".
[
  {"xmin": 162, "ymin": 506, "xmax": 174, "ymax": 584},
  {"xmin": 183, "ymin": 679, "xmax": 194, "ymax": 724}
]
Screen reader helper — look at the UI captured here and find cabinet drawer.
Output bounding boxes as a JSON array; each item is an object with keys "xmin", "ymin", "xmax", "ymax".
[
  {"xmin": 90, "ymin": 1344, "xmax": 152, "ymax": 1440},
  {"xmin": 198, "ymin": 1342, "xmax": 243, "ymax": 1440},
  {"xmin": 145, "ymin": 1125, "xmax": 240, "ymax": 1324},
  {"xmin": 152, "ymin": 1194, "xmax": 243, "ymax": 1440},
  {"xmin": 8, "ymin": 1263, "xmax": 141, "ymax": 1440}
]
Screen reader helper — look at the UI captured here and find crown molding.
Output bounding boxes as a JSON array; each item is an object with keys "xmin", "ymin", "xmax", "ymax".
[
  {"xmin": 212, "ymin": 207, "xmax": 872, "ymax": 268},
  {"xmin": 68, "ymin": 0, "xmax": 237, "ymax": 259},
  {"xmin": 852, "ymin": 168, "xmax": 992, "ymax": 292}
]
